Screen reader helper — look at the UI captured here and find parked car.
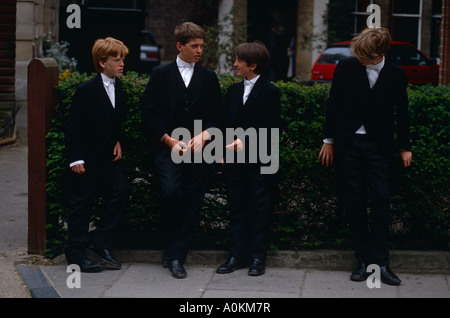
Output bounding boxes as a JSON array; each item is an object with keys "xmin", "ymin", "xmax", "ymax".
[
  {"xmin": 310, "ymin": 41, "xmax": 439, "ymax": 84},
  {"xmin": 140, "ymin": 30, "xmax": 162, "ymax": 73}
]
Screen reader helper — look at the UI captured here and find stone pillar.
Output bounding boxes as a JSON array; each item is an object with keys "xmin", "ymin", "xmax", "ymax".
[
  {"xmin": 294, "ymin": 0, "xmax": 330, "ymax": 81},
  {"xmin": 218, "ymin": 0, "xmax": 235, "ymax": 74},
  {"xmin": 233, "ymin": 0, "xmax": 247, "ymax": 44},
  {"xmin": 295, "ymin": 0, "xmax": 314, "ymax": 81},
  {"xmin": 311, "ymin": 0, "xmax": 329, "ymax": 73},
  {"xmin": 16, "ymin": 0, "xmax": 59, "ymax": 102},
  {"xmin": 216, "ymin": 0, "xmax": 247, "ymax": 75}
]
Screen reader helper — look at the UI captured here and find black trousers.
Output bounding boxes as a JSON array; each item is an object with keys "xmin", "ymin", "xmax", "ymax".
[
  {"xmin": 224, "ymin": 164, "xmax": 273, "ymax": 262},
  {"xmin": 64, "ymin": 159, "xmax": 130, "ymax": 254},
  {"xmin": 336, "ymin": 134, "xmax": 391, "ymax": 267},
  {"xmin": 153, "ymin": 149, "xmax": 211, "ymax": 262}
]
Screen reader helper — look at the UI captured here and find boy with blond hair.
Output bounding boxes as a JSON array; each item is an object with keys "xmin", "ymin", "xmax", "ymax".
[
  {"xmin": 64, "ymin": 37, "xmax": 131, "ymax": 272},
  {"xmin": 319, "ymin": 27, "xmax": 412, "ymax": 285}
]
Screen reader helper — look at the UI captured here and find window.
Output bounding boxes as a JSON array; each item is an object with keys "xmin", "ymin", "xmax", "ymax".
[
  {"xmin": 391, "ymin": 0, "xmax": 422, "ymax": 49},
  {"xmin": 393, "ymin": 0, "xmax": 421, "ymax": 14},
  {"xmin": 352, "ymin": 0, "xmax": 375, "ymax": 36}
]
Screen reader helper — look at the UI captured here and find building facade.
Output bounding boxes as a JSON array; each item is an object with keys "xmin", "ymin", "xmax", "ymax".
[{"xmin": 8, "ymin": 0, "xmax": 448, "ymax": 105}]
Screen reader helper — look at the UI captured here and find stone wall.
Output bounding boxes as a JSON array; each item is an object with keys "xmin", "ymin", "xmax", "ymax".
[{"xmin": 16, "ymin": 0, "xmax": 59, "ymax": 101}]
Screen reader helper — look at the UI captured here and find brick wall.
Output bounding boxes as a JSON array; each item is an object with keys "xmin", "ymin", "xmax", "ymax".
[
  {"xmin": 440, "ymin": 0, "xmax": 449, "ymax": 85},
  {"xmin": 0, "ymin": 0, "xmax": 16, "ymax": 109},
  {"xmin": 145, "ymin": 0, "xmax": 194, "ymax": 62}
]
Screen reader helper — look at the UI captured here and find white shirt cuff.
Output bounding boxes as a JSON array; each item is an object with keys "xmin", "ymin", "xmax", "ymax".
[{"xmin": 69, "ymin": 160, "xmax": 85, "ymax": 168}]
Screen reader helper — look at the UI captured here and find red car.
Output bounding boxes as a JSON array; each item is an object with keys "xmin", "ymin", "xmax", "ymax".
[{"xmin": 310, "ymin": 41, "xmax": 439, "ymax": 84}]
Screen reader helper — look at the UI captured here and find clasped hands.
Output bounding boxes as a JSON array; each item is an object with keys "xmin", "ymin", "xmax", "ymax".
[
  {"xmin": 164, "ymin": 131, "xmax": 211, "ymax": 155},
  {"xmin": 165, "ymin": 131, "xmax": 244, "ymax": 155}
]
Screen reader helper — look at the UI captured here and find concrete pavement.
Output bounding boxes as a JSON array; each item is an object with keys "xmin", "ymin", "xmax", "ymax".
[
  {"xmin": 1, "ymin": 104, "xmax": 449, "ymax": 300},
  {"xmin": 15, "ymin": 249, "xmax": 450, "ymax": 299},
  {"xmin": 0, "ymin": 102, "xmax": 31, "ymax": 298}
]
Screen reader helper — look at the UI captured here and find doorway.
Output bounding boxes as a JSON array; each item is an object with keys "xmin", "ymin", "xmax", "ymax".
[{"xmin": 247, "ymin": 0, "xmax": 298, "ymax": 81}]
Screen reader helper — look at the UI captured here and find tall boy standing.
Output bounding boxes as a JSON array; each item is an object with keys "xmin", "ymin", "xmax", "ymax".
[
  {"xmin": 141, "ymin": 22, "xmax": 221, "ymax": 279},
  {"xmin": 216, "ymin": 41, "xmax": 281, "ymax": 276},
  {"xmin": 64, "ymin": 37, "xmax": 131, "ymax": 272},
  {"xmin": 318, "ymin": 28, "xmax": 412, "ymax": 285}
]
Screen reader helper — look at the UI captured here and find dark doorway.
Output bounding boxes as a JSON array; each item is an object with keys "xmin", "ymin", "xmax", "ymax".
[
  {"xmin": 247, "ymin": 0, "xmax": 297, "ymax": 81},
  {"xmin": 59, "ymin": 4, "xmax": 145, "ymax": 74}
]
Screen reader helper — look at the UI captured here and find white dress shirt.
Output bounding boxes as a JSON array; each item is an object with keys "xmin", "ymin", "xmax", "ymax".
[
  {"xmin": 159, "ymin": 56, "xmax": 196, "ymax": 142},
  {"xmin": 323, "ymin": 57, "xmax": 385, "ymax": 144},
  {"xmin": 243, "ymin": 75, "xmax": 260, "ymax": 104},
  {"xmin": 101, "ymin": 72, "xmax": 115, "ymax": 108},
  {"xmin": 366, "ymin": 57, "xmax": 385, "ymax": 89},
  {"xmin": 177, "ymin": 56, "xmax": 195, "ymax": 87}
]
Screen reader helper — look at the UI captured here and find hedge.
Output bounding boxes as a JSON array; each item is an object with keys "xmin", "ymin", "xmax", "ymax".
[{"xmin": 45, "ymin": 72, "xmax": 449, "ymax": 258}]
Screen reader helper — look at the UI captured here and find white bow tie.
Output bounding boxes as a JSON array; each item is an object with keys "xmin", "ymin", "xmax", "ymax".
[
  {"xmin": 367, "ymin": 65, "xmax": 381, "ymax": 71},
  {"xmin": 366, "ymin": 60, "xmax": 384, "ymax": 72},
  {"xmin": 179, "ymin": 63, "xmax": 194, "ymax": 69},
  {"xmin": 244, "ymin": 80, "xmax": 253, "ymax": 87}
]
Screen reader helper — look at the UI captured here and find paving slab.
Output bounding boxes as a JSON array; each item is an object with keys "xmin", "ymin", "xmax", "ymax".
[
  {"xmin": 301, "ymin": 269, "xmax": 400, "ymax": 298},
  {"xmin": 397, "ymin": 274, "xmax": 450, "ymax": 298},
  {"xmin": 103, "ymin": 264, "xmax": 214, "ymax": 298}
]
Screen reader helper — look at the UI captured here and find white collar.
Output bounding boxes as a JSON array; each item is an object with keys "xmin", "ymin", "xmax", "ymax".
[
  {"xmin": 176, "ymin": 56, "xmax": 195, "ymax": 69},
  {"xmin": 366, "ymin": 57, "xmax": 385, "ymax": 71},
  {"xmin": 101, "ymin": 73, "xmax": 115, "ymax": 86},
  {"xmin": 244, "ymin": 74, "xmax": 260, "ymax": 86}
]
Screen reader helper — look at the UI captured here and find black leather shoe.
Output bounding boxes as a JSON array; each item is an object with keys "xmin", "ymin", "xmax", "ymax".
[
  {"xmin": 65, "ymin": 252, "xmax": 103, "ymax": 273},
  {"xmin": 350, "ymin": 262, "xmax": 369, "ymax": 281},
  {"xmin": 216, "ymin": 257, "xmax": 242, "ymax": 274},
  {"xmin": 380, "ymin": 266, "xmax": 401, "ymax": 285},
  {"xmin": 86, "ymin": 245, "xmax": 121, "ymax": 269},
  {"xmin": 248, "ymin": 259, "xmax": 265, "ymax": 276},
  {"xmin": 169, "ymin": 260, "xmax": 187, "ymax": 279},
  {"xmin": 162, "ymin": 251, "xmax": 171, "ymax": 268}
]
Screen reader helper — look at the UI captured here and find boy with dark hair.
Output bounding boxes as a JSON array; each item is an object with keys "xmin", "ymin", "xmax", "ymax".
[
  {"xmin": 141, "ymin": 22, "xmax": 221, "ymax": 279},
  {"xmin": 64, "ymin": 37, "xmax": 131, "ymax": 272},
  {"xmin": 216, "ymin": 41, "xmax": 281, "ymax": 276},
  {"xmin": 318, "ymin": 27, "xmax": 412, "ymax": 285}
]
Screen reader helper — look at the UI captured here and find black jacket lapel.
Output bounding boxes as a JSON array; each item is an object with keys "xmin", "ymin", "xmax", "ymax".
[
  {"xmin": 95, "ymin": 74, "xmax": 111, "ymax": 108},
  {"xmin": 244, "ymin": 77, "xmax": 264, "ymax": 107},
  {"xmin": 237, "ymin": 77, "xmax": 264, "ymax": 121},
  {"xmin": 166, "ymin": 61, "xmax": 180, "ymax": 111},
  {"xmin": 357, "ymin": 63, "xmax": 371, "ymax": 92},
  {"xmin": 371, "ymin": 62, "xmax": 389, "ymax": 93},
  {"xmin": 232, "ymin": 81, "xmax": 245, "ymax": 123}
]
